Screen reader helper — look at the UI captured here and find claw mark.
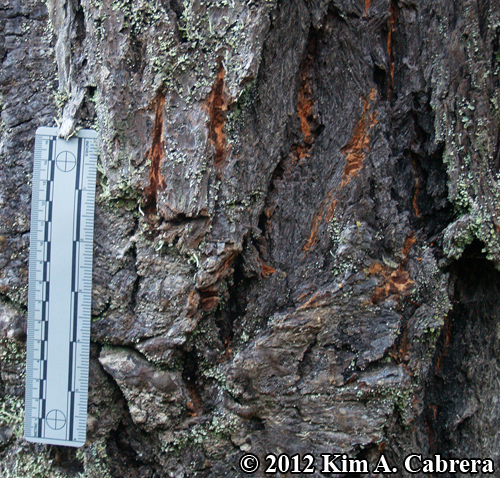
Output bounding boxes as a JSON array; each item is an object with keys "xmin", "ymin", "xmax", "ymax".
[
  {"xmin": 144, "ymin": 95, "xmax": 166, "ymax": 213},
  {"xmin": 340, "ymin": 88, "xmax": 378, "ymax": 188},
  {"xmin": 303, "ymin": 191, "xmax": 337, "ymax": 253},
  {"xmin": 206, "ymin": 58, "xmax": 230, "ymax": 171}
]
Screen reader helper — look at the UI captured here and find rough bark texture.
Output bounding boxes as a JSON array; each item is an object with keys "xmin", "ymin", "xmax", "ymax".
[{"xmin": 1, "ymin": 0, "xmax": 500, "ymax": 476}]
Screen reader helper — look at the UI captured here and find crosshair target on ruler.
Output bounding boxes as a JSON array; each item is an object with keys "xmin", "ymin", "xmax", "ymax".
[
  {"xmin": 25, "ymin": 127, "xmax": 97, "ymax": 447},
  {"xmin": 46, "ymin": 410, "xmax": 66, "ymax": 430},
  {"xmin": 56, "ymin": 151, "xmax": 77, "ymax": 172}
]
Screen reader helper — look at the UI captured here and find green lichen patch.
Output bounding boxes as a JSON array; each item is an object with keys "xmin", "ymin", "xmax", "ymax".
[
  {"xmin": 0, "ymin": 394, "xmax": 23, "ymax": 436},
  {"xmin": 1, "ymin": 444, "xmax": 74, "ymax": 478},
  {"xmin": 161, "ymin": 409, "xmax": 239, "ymax": 453},
  {"xmin": 76, "ymin": 439, "xmax": 113, "ymax": 478}
]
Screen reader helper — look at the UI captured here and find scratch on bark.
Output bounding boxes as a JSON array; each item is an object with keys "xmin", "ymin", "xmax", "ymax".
[
  {"xmin": 302, "ymin": 191, "xmax": 337, "ymax": 252},
  {"xmin": 297, "ymin": 285, "xmax": 341, "ymax": 311},
  {"xmin": 297, "ymin": 73, "xmax": 315, "ymax": 147},
  {"xmin": 412, "ymin": 179, "xmax": 420, "ymax": 217},
  {"xmin": 293, "ymin": 30, "xmax": 320, "ymax": 162},
  {"xmin": 303, "ymin": 87, "xmax": 377, "ymax": 253},
  {"xmin": 340, "ymin": 88, "xmax": 378, "ymax": 188},
  {"xmin": 144, "ymin": 95, "xmax": 167, "ymax": 213},
  {"xmin": 206, "ymin": 58, "xmax": 230, "ymax": 171},
  {"xmin": 303, "ymin": 205, "xmax": 325, "ymax": 253}
]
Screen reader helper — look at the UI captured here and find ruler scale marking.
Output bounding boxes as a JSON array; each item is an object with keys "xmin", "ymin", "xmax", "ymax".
[{"xmin": 25, "ymin": 128, "xmax": 97, "ymax": 447}]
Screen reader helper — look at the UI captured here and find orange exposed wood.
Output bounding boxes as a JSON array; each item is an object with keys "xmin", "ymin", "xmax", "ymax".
[
  {"xmin": 370, "ymin": 231, "xmax": 417, "ymax": 304},
  {"xmin": 199, "ymin": 285, "xmax": 221, "ymax": 312},
  {"xmin": 297, "ymin": 290, "xmax": 323, "ymax": 310},
  {"xmin": 302, "ymin": 61, "xmax": 378, "ymax": 253},
  {"xmin": 369, "ymin": 262, "xmax": 383, "ymax": 275},
  {"xmin": 302, "ymin": 192, "xmax": 337, "ymax": 252},
  {"xmin": 293, "ymin": 32, "xmax": 319, "ymax": 161},
  {"xmin": 302, "ymin": 203, "xmax": 325, "ymax": 252},
  {"xmin": 206, "ymin": 58, "xmax": 229, "ymax": 171},
  {"xmin": 341, "ymin": 89, "xmax": 378, "ymax": 188},
  {"xmin": 296, "ymin": 291, "xmax": 311, "ymax": 303},
  {"xmin": 198, "ymin": 250, "xmax": 239, "ymax": 291},
  {"xmin": 341, "ymin": 97, "xmax": 369, "ymax": 186},
  {"xmin": 186, "ymin": 383, "xmax": 202, "ymax": 416},
  {"xmin": 298, "ymin": 77, "xmax": 315, "ymax": 145},
  {"xmin": 365, "ymin": 0, "xmax": 371, "ymax": 14},
  {"xmin": 260, "ymin": 259, "xmax": 276, "ymax": 278},
  {"xmin": 144, "ymin": 95, "xmax": 166, "ymax": 213},
  {"xmin": 291, "ymin": 144, "xmax": 312, "ymax": 162},
  {"xmin": 201, "ymin": 296, "xmax": 221, "ymax": 311},
  {"xmin": 371, "ymin": 265, "xmax": 415, "ymax": 304},
  {"xmin": 402, "ymin": 232, "xmax": 416, "ymax": 257},
  {"xmin": 412, "ymin": 179, "xmax": 420, "ymax": 216},
  {"xmin": 324, "ymin": 198, "xmax": 337, "ymax": 223}
]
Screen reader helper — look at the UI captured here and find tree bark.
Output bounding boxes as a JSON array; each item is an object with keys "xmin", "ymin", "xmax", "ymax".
[{"xmin": 1, "ymin": 0, "xmax": 500, "ymax": 476}]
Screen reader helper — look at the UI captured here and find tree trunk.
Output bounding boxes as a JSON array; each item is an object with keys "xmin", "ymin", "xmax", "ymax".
[{"xmin": 1, "ymin": 0, "xmax": 500, "ymax": 476}]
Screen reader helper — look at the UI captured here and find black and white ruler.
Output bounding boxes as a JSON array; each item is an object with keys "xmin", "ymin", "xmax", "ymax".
[{"xmin": 25, "ymin": 127, "xmax": 97, "ymax": 447}]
